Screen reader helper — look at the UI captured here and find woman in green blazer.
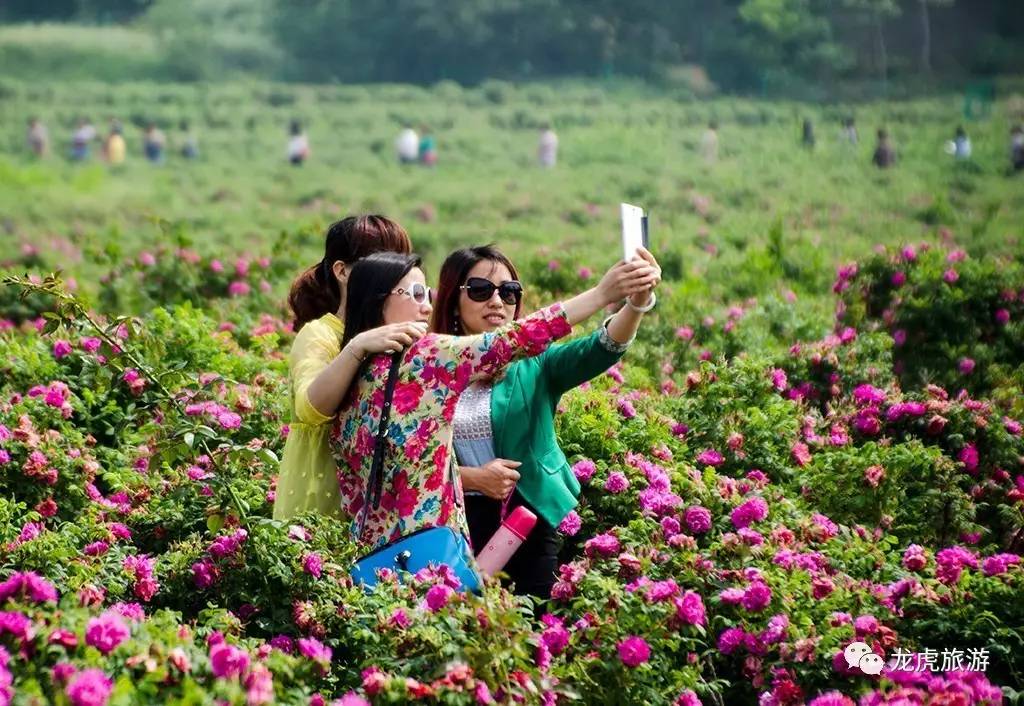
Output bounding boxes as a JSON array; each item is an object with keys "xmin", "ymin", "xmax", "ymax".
[{"xmin": 431, "ymin": 244, "xmax": 660, "ymax": 597}]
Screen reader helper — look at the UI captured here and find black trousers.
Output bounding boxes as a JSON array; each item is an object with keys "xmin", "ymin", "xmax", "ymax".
[{"xmin": 465, "ymin": 491, "xmax": 560, "ymax": 599}]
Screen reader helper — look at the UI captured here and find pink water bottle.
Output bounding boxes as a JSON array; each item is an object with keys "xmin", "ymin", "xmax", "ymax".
[{"xmin": 475, "ymin": 506, "xmax": 537, "ymax": 577}]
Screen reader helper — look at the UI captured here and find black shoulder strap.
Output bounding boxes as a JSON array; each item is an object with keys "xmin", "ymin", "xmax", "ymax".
[{"xmin": 363, "ymin": 351, "xmax": 403, "ymax": 519}]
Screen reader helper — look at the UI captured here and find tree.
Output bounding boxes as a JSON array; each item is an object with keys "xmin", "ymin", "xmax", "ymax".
[
  {"xmin": 915, "ymin": 0, "xmax": 955, "ymax": 74},
  {"xmin": 842, "ymin": 0, "xmax": 901, "ymax": 82}
]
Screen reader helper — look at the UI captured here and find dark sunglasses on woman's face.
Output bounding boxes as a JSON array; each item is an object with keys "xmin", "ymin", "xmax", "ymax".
[
  {"xmin": 391, "ymin": 282, "xmax": 433, "ymax": 305},
  {"xmin": 460, "ymin": 277, "xmax": 523, "ymax": 305}
]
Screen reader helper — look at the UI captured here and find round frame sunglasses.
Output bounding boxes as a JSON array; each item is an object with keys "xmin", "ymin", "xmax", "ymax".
[
  {"xmin": 459, "ymin": 277, "xmax": 523, "ymax": 305},
  {"xmin": 390, "ymin": 282, "xmax": 433, "ymax": 305}
]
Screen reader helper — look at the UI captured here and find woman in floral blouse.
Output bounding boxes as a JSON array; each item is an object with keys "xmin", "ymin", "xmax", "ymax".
[{"xmin": 329, "ymin": 251, "xmax": 658, "ymax": 551}]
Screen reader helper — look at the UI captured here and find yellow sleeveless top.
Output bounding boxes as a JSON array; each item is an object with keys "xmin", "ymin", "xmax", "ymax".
[{"xmin": 272, "ymin": 313, "xmax": 345, "ymax": 521}]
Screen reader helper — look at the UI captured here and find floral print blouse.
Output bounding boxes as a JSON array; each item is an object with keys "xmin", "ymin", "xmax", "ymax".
[{"xmin": 329, "ymin": 304, "xmax": 572, "ymax": 551}]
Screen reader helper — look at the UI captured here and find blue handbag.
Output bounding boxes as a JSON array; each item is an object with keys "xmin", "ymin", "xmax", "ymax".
[{"xmin": 349, "ymin": 352, "xmax": 481, "ymax": 593}]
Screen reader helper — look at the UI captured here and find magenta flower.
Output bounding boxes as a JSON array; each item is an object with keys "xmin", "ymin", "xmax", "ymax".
[
  {"xmin": 584, "ymin": 533, "xmax": 621, "ymax": 557},
  {"xmin": 696, "ymin": 449, "xmax": 724, "ymax": 467},
  {"xmin": 425, "ymin": 583, "xmax": 454, "ymax": 612},
  {"xmin": 53, "ymin": 340, "xmax": 73, "ymax": 359},
  {"xmin": 791, "ymin": 442, "xmax": 811, "ymax": 467},
  {"xmin": 808, "ymin": 693, "xmax": 855, "ymax": 706},
  {"xmin": 298, "ymin": 637, "xmax": 332, "ymax": 668},
  {"xmin": 66, "ymin": 668, "xmax": 113, "ymax": 706},
  {"xmin": 995, "ymin": 308, "xmax": 1011, "ymax": 325},
  {"xmin": 617, "ymin": 636, "xmax": 651, "ymax": 667},
  {"xmin": 741, "ymin": 582, "xmax": 772, "ymax": 612},
  {"xmin": 717, "ymin": 627, "xmax": 745, "ymax": 654},
  {"xmin": 676, "ymin": 690, "xmax": 703, "ymax": 706},
  {"xmin": 958, "ymin": 444, "xmax": 979, "ymax": 473},
  {"xmin": 684, "ymin": 506, "xmax": 712, "ymax": 534},
  {"xmin": 0, "ymin": 572, "xmax": 58, "ymax": 603},
  {"xmin": 852, "ymin": 384, "xmax": 887, "ymax": 406},
  {"xmin": 84, "ymin": 612, "xmax": 130, "ymax": 654},
  {"xmin": 902, "ymin": 544, "xmax": 928, "ymax": 571},
  {"xmin": 982, "ymin": 553, "xmax": 1020, "ymax": 577},
  {"xmin": 943, "ymin": 268, "xmax": 959, "ymax": 284},
  {"xmin": 730, "ymin": 497, "xmax": 768, "ymax": 529},
  {"xmin": 676, "ymin": 326, "xmax": 694, "ymax": 341},
  {"xmin": 617, "ymin": 399, "xmax": 637, "ymax": 419},
  {"xmin": 604, "ymin": 471, "xmax": 629, "ymax": 493},
  {"xmin": 770, "ymin": 368, "xmax": 788, "ymax": 391},
  {"xmin": 557, "ymin": 511, "xmax": 582, "ymax": 536},
  {"xmin": 890, "ymin": 271, "xmax": 906, "ymax": 287},
  {"xmin": 674, "ymin": 591, "xmax": 706, "ymax": 626},
  {"xmin": 303, "ymin": 552, "xmax": 323, "ymax": 579},
  {"xmin": 572, "ymin": 459, "xmax": 596, "ymax": 482},
  {"xmin": 210, "ymin": 642, "xmax": 250, "ymax": 679},
  {"xmin": 958, "ymin": 357, "xmax": 975, "ymax": 375}
]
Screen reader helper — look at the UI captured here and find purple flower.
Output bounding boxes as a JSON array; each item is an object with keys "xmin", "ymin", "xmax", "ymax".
[
  {"xmin": 854, "ymin": 614, "xmax": 879, "ymax": 635},
  {"xmin": 0, "ymin": 571, "xmax": 58, "ymax": 603},
  {"xmin": 584, "ymin": 533, "xmax": 621, "ymax": 557},
  {"xmin": 958, "ymin": 444, "xmax": 979, "ymax": 473},
  {"xmin": 425, "ymin": 584, "xmax": 454, "ymax": 612},
  {"xmin": 53, "ymin": 340, "xmax": 73, "ymax": 359},
  {"xmin": 676, "ymin": 690, "xmax": 703, "ymax": 706},
  {"xmin": 958, "ymin": 357, "xmax": 975, "ymax": 375},
  {"xmin": 303, "ymin": 552, "xmax": 323, "ymax": 578},
  {"xmin": 890, "ymin": 271, "xmax": 906, "ymax": 287},
  {"xmin": 808, "ymin": 693, "xmax": 855, "ymax": 706},
  {"xmin": 696, "ymin": 449, "xmax": 724, "ymax": 467},
  {"xmin": 571, "ymin": 459, "xmax": 596, "ymax": 482},
  {"xmin": 717, "ymin": 627, "xmax": 745, "ymax": 655},
  {"xmin": 730, "ymin": 497, "xmax": 768, "ymax": 529},
  {"xmin": 210, "ymin": 642, "xmax": 250, "ymax": 679},
  {"xmin": 852, "ymin": 384, "xmax": 886, "ymax": 406},
  {"xmin": 557, "ymin": 511, "xmax": 582, "ymax": 536},
  {"xmin": 66, "ymin": 668, "xmax": 113, "ymax": 706},
  {"xmin": 674, "ymin": 591, "xmax": 706, "ymax": 626},
  {"xmin": 770, "ymin": 368, "xmax": 788, "ymax": 391},
  {"xmin": 617, "ymin": 399, "xmax": 637, "ymax": 419},
  {"xmin": 995, "ymin": 308, "xmax": 1011, "ymax": 325},
  {"xmin": 85, "ymin": 612, "xmax": 130, "ymax": 654},
  {"xmin": 741, "ymin": 582, "xmax": 772, "ymax": 612},
  {"xmin": 604, "ymin": 472, "xmax": 629, "ymax": 494},
  {"xmin": 298, "ymin": 637, "xmax": 332, "ymax": 667},
  {"xmin": 902, "ymin": 544, "xmax": 928, "ymax": 571},
  {"xmin": 617, "ymin": 636, "xmax": 651, "ymax": 667},
  {"xmin": 684, "ymin": 506, "xmax": 712, "ymax": 534},
  {"xmin": 982, "ymin": 553, "xmax": 1020, "ymax": 577},
  {"xmin": 943, "ymin": 268, "xmax": 959, "ymax": 284}
]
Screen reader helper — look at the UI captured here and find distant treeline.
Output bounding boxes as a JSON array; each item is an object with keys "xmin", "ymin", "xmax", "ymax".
[{"xmin": 3, "ymin": 0, "xmax": 1023, "ymax": 93}]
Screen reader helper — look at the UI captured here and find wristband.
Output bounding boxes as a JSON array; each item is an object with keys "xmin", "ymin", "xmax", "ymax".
[
  {"xmin": 345, "ymin": 347, "xmax": 365, "ymax": 363},
  {"xmin": 626, "ymin": 292, "xmax": 656, "ymax": 313}
]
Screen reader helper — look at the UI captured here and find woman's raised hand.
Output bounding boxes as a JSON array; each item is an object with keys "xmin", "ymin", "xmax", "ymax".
[
  {"xmin": 349, "ymin": 321, "xmax": 428, "ymax": 358},
  {"xmin": 596, "ymin": 250, "xmax": 660, "ymax": 305},
  {"xmin": 628, "ymin": 246, "xmax": 661, "ymax": 306}
]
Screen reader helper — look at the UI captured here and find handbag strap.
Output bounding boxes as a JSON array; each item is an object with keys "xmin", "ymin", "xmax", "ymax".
[{"xmin": 357, "ymin": 351, "xmax": 403, "ymax": 534}]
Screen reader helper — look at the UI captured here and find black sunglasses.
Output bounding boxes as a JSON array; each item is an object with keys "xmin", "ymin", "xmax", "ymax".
[{"xmin": 460, "ymin": 277, "xmax": 523, "ymax": 305}]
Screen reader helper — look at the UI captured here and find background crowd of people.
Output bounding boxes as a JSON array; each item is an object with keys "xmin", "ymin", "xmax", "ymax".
[{"xmin": 25, "ymin": 113, "xmax": 1024, "ymax": 174}]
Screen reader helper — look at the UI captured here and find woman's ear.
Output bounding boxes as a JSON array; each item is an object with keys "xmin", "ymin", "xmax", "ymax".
[{"xmin": 331, "ymin": 261, "xmax": 347, "ymax": 283}]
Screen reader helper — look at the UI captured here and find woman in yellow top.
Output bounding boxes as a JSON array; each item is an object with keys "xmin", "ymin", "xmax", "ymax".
[{"xmin": 273, "ymin": 215, "xmax": 427, "ymax": 521}]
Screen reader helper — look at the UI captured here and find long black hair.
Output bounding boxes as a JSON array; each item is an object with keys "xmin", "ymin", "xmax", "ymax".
[{"xmin": 340, "ymin": 252, "xmax": 422, "ymax": 349}]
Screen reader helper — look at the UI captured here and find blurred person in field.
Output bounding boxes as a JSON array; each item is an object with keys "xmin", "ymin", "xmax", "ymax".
[
  {"xmin": 700, "ymin": 119, "xmax": 719, "ymax": 163},
  {"xmin": 274, "ymin": 215, "xmax": 422, "ymax": 522},
  {"xmin": 70, "ymin": 118, "xmax": 97, "ymax": 161},
  {"xmin": 179, "ymin": 119, "xmax": 199, "ymax": 160},
  {"xmin": 538, "ymin": 123, "xmax": 559, "ymax": 167},
  {"xmin": 418, "ymin": 125, "xmax": 437, "ymax": 166},
  {"xmin": 841, "ymin": 117, "xmax": 858, "ymax": 146},
  {"xmin": 143, "ymin": 122, "xmax": 166, "ymax": 164},
  {"xmin": 802, "ymin": 118, "xmax": 815, "ymax": 150},
  {"xmin": 872, "ymin": 128, "xmax": 896, "ymax": 169},
  {"xmin": 945, "ymin": 126, "xmax": 972, "ymax": 160},
  {"xmin": 288, "ymin": 120, "xmax": 310, "ymax": 166},
  {"xmin": 27, "ymin": 118, "xmax": 49, "ymax": 158},
  {"xmin": 1012, "ymin": 126, "xmax": 1024, "ymax": 173},
  {"xmin": 102, "ymin": 121, "xmax": 126, "ymax": 165},
  {"xmin": 396, "ymin": 124, "xmax": 419, "ymax": 165}
]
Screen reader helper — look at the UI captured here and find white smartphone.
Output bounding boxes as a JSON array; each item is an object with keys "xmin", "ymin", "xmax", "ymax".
[{"xmin": 620, "ymin": 203, "xmax": 648, "ymax": 261}]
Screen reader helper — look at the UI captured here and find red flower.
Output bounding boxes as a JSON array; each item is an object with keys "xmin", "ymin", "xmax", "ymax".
[{"xmin": 392, "ymin": 381, "xmax": 424, "ymax": 415}]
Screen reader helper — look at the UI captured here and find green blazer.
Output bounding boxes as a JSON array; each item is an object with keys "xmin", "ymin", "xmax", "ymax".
[{"xmin": 490, "ymin": 328, "xmax": 625, "ymax": 528}]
